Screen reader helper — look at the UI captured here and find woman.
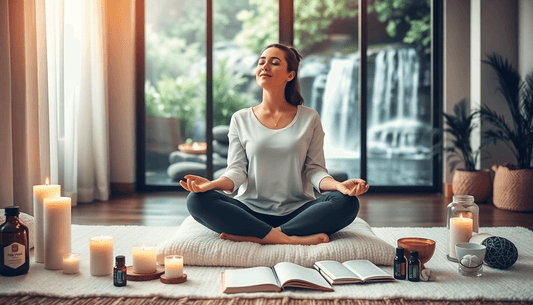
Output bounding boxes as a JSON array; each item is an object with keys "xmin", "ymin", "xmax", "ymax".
[{"xmin": 181, "ymin": 43, "xmax": 369, "ymax": 245}]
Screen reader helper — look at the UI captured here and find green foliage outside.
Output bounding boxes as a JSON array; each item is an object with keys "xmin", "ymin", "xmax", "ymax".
[
  {"xmin": 145, "ymin": 59, "xmax": 251, "ymax": 132},
  {"xmin": 200, "ymin": 60, "xmax": 252, "ymax": 127},
  {"xmin": 145, "ymin": 76, "xmax": 199, "ymax": 133},
  {"xmin": 371, "ymin": 0, "xmax": 432, "ymax": 54}
]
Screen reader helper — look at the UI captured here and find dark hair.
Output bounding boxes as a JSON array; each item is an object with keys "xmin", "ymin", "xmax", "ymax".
[{"xmin": 260, "ymin": 43, "xmax": 304, "ymax": 106}]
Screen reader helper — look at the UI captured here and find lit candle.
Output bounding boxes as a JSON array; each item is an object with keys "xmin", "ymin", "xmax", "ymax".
[
  {"xmin": 44, "ymin": 196, "xmax": 71, "ymax": 270},
  {"xmin": 89, "ymin": 236, "xmax": 114, "ymax": 276},
  {"xmin": 164, "ymin": 255, "xmax": 183, "ymax": 279},
  {"xmin": 449, "ymin": 215, "xmax": 473, "ymax": 259},
  {"xmin": 33, "ymin": 178, "xmax": 61, "ymax": 263},
  {"xmin": 132, "ymin": 243, "xmax": 157, "ymax": 274},
  {"xmin": 63, "ymin": 253, "xmax": 80, "ymax": 274}
]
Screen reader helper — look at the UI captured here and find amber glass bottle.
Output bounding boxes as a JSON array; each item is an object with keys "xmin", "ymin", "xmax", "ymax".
[
  {"xmin": 113, "ymin": 255, "xmax": 127, "ymax": 286},
  {"xmin": 0, "ymin": 206, "xmax": 30, "ymax": 276}
]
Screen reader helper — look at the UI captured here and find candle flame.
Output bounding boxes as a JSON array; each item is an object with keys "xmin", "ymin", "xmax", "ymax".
[{"xmin": 45, "ymin": 177, "xmax": 49, "ymax": 185}]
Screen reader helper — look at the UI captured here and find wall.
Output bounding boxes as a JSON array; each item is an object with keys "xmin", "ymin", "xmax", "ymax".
[
  {"xmin": 443, "ymin": 0, "xmax": 471, "ymax": 183},
  {"xmin": 519, "ymin": 0, "xmax": 533, "ymax": 77},
  {"xmin": 106, "ymin": 0, "xmax": 136, "ymax": 188},
  {"xmin": 471, "ymin": 0, "xmax": 518, "ymax": 170}
]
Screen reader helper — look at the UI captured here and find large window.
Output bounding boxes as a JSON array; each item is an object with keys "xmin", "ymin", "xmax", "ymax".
[{"xmin": 138, "ymin": 0, "xmax": 442, "ymax": 192}]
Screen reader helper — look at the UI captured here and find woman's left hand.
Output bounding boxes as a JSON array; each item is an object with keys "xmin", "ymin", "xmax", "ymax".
[{"xmin": 336, "ymin": 179, "xmax": 369, "ymax": 197}]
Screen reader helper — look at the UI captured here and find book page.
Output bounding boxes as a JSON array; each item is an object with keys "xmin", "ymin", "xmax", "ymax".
[
  {"xmin": 342, "ymin": 260, "xmax": 391, "ymax": 281},
  {"xmin": 273, "ymin": 262, "xmax": 332, "ymax": 290},
  {"xmin": 223, "ymin": 266, "xmax": 280, "ymax": 288},
  {"xmin": 314, "ymin": 261, "xmax": 360, "ymax": 281}
]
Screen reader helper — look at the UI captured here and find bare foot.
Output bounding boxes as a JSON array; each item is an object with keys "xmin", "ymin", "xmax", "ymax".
[{"xmin": 220, "ymin": 229, "xmax": 329, "ymax": 245}]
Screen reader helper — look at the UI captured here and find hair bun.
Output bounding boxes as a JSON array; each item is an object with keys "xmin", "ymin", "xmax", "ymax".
[{"xmin": 289, "ymin": 47, "xmax": 302, "ymax": 62}]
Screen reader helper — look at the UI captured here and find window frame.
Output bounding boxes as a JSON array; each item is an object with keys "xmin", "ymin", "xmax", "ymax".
[{"xmin": 135, "ymin": 0, "xmax": 443, "ymax": 193}]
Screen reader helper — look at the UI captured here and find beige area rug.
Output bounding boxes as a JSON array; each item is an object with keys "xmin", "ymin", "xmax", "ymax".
[{"xmin": 0, "ymin": 224, "xmax": 532, "ymax": 305}]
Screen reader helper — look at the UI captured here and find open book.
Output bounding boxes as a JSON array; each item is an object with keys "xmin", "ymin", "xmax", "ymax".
[
  {"xmin": 313, "ymin": 260, "xmax": 395, "ymax": 285},
  {"xmin": 221, "ymin": 262, "xmax": 334, "ymax": 294}
]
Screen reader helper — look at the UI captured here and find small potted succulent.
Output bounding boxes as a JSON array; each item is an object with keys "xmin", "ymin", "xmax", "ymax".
[
  {"xmin": 442, "ymin": 99, "xmax": 491, "ymax": 202},
  {"xmin": 480, "ymin": 54, "xmax": 533, "ymax": 212}
]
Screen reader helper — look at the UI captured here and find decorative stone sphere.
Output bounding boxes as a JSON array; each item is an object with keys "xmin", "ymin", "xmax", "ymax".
[{"xmin": 482, "ymin": 236, "xmax": 518, "ymax": 269}]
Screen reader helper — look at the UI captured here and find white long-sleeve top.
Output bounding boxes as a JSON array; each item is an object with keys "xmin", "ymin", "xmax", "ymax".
[{"xmin": 220, "ymin": 105, "xmax": 332, "ymax": 216}]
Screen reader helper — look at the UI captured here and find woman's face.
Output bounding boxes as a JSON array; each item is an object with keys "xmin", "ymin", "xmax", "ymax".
[{"xmin": 256, "ymin": 47, "xmax": 295, "ymax": 90}]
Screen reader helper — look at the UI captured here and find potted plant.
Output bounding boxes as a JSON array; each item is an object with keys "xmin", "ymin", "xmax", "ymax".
[
  {"xmin": 145, "ymin": 76, "xmax": 199, "ymax": 155},
  {"xmin": 480, "ymin": 53, "xmax": 533, "ymax": 212},
  {"xmin": 442, "ymin": 99, "xmax": 492, "ymax": 202}
]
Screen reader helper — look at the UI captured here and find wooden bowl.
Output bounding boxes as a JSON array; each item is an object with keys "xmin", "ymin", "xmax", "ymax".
[
  {"xmin": 178, "ymin": 142, "xmax": 206, "ymax": 155},
  {"xmin": 397, "ymin": 237, "xmax": 436, "ymax": 269}
]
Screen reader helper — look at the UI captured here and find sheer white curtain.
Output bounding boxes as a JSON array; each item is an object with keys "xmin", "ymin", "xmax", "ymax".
[
  {"xmin": 46, "ymin": 0, "xmax": 110, "ymax": 205},
  {"xmin": 0, "ymin": 0, "xmax": 50, "ymax": 213}
]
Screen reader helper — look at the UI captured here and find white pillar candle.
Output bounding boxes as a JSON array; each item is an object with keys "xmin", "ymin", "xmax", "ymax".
[
  {"xmin": 164, "ymin": 255, "xmax": 183, "ymax": 278},
  {"xmin": 63, "ymin": 253, "xmax": 80, "ymax": 274},
  {"xmin": 449, "ymin": 216, "xmax": 473, "ymax": 259},
  {"xmin": 132, "ymin": 243, "xmax": 157, "ymax": 274},
  {"xmin": 33, "ymin": 180, "xmax": 61, "ymax": 263},
  {"xmin": 89, "ymin": 236, "xmax": 114, "ymax": 276},
  {"xmin": 44, "ymin": 196, "xmax": 71, "ymax": 270}
]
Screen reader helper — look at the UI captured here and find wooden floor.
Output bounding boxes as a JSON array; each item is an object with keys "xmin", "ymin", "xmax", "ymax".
[{"xmin": 71, "ymin": 192, "xmax": 533, "ymax": 230}]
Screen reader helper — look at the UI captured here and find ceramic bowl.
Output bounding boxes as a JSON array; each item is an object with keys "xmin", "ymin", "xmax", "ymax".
[
  {"xmin": 455, "ymin": 242, "xmax": 486, "ymax": 263},
  {"xmin": 397, "ymin": 237, "xmax": 436, "ymax": 269}
]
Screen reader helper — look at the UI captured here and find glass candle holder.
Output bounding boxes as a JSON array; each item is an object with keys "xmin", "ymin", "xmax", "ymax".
[{"xmin": 446, "ymin": 195, "xmax": 479, "ymax": 261}]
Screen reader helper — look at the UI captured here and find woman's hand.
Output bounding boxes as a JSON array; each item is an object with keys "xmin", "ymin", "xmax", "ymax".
[
  {"xmin": 180, "ymin": 175, "xmax": 213, "ymax": 193},
  {"xmin": 336, "ymin": 178, "xmax": 369, "ymax": 197}
]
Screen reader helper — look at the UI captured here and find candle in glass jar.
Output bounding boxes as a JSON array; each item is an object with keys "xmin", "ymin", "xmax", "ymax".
[
  {"xmin": 449, "ymin": 215, "xmax": 473, "ymax": 259},
  {"xmin": 63, "ymin": 253, "xmax": 80, "ymax": 274},
  {"xmin": 44, "ymin": 197, "xmax": 71, "ymax": 270},
  {"xmin": 132, "ymin": 243, "xmax": 157, "ymax": 274},
  {"xmin": 89, "ymin": 236, "xmax": 114, "ymax": 276},
  {"xmin": 164, "ymin": 255, "xmax": 183, "ymax": 278},
  {"xmin": 33, "ymin": 179, "xmax": 61, "ymax": 263}
]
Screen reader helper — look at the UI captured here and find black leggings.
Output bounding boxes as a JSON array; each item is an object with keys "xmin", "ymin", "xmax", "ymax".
[{"xmin": 186, "ymin": 190, "xmax": 360, "ymax": 239}]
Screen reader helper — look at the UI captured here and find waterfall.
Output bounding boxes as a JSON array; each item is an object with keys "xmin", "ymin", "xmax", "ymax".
[
  {"xmin": 320, "ymin": 55, "xmax": 359, "ymax": 158},
  {"xmin": 367, "ymin": 48, "xmax": 424, "ymax": 156},
  {"xmin": 312, "ymin": 47, "xmax": 427, "ymax": 159}
]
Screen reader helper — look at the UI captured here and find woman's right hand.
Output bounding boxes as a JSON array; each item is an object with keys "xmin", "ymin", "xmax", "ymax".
[{"xmin": 180, "ymin": 175, "xmax": 213, "ymax": 193}]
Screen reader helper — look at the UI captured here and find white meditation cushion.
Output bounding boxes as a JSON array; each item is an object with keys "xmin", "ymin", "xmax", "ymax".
[
  {"xmin": 157, "ymin": 216, "xmax": 395, "ymax": 268},
  {"xmin": 0, "ymin": 209, "xmax": 35, "ymax": 249}
]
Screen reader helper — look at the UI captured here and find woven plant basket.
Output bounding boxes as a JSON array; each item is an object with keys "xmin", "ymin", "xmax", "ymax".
[
  {"xmin": 492, "ymin": 165, "xmax": 533, "ymax": 212},
  {"xmin": 452, "ymin": 169, "xmax": 492, "ymax": 203}
]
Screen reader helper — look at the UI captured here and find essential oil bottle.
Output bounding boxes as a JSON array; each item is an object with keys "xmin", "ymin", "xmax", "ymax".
[
  {"xmin": 113, "ymin": 255, "xmax": 127, "ymax": 286},
  {"xmin": 0, "ymin": 206, "xmax": 30, "ymax": 276},
  {"xmin": 408, "ymin": 250, "xmax": 420, "ymax": 282},
  {"xmin": 393, "ymin": 247, "xmax": 406, "ymax": 280}
]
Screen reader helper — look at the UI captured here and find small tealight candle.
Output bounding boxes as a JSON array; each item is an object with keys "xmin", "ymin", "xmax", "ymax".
[
  {"xmin": 63, "ymin": 253, "xmax": 80, "ymax": 274},
  {"xmin": 164, "ymin": 255, "xmax": 183, "ymax": 279},
  {"xmin": 132, "ymin": 243, "xmax": 157, "ymax": 274}
]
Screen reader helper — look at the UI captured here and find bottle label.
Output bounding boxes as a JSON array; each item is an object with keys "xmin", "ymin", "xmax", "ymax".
[
  {"xmin": 394, "ymin": 261, "xmax": 406, "ymax": 277},
  {"xmin": 4, "ymin": 242, "xmax": 25, "ymax": 269},
  {"xmin": 116, "ymin": 270, "xmax": 124, "ymax": 283}
]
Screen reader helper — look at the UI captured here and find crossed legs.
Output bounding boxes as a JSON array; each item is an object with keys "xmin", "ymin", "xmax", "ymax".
[{"xmin": 186, "ymin": 190, "xmax": 359, "ymax": 245}]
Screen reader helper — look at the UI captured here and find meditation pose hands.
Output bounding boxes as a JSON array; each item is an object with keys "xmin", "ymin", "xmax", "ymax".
[
  {"xmin": 180, "ymin": 175, "xmax": 213, "ymax": 193},
  {"xmin": 337, "ymin": 179, "xmax": 370, "ymax": 197}
]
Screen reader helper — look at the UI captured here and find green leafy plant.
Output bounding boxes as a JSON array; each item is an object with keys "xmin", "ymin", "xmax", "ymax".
[
  {"xmin": 200, "ymin": 59, "xmax": 252, "ymax": 127},
  {"xmin": 442, "ymin": 99, "xmax": 485, "ymax": 173},
  {"xmin": 145, "ymin": 76, "xmax": 199, "ymax": 133},
  {"xmin": 480, "ymin": 53, "xmax": 533, "ymax": 169},
  {"xmin": 371, "ymin": 0, "xmax": 431, "ymax": 54}
]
